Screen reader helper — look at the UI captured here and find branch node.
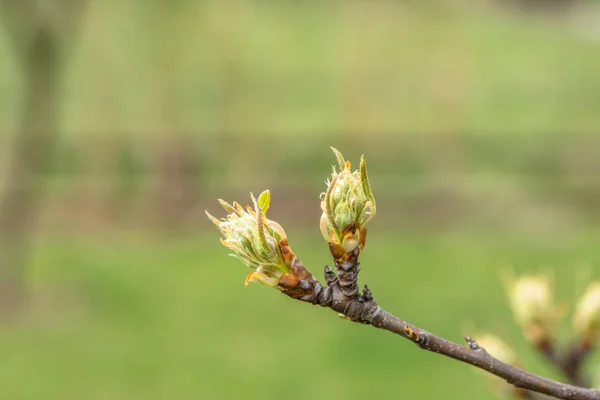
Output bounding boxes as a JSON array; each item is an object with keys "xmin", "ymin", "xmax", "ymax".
[
  {"xmin": 300, "ymin": 294, "xmax": 313, "ymax": 302},
  {"xmin": 324, "ymin": 265, "xmax": 338, "ymax": 286},
  {"xmin": 299, "ymin": 279, "xmax": 311, "ymax": 290},
  {"xmin": 314, "ymin": 283, "xmax": 333, "ymax": 307},
  {"xmin": 338, "ymin": 313, "xmax": 359, "ymax": 323},
  {"xmin": 334, "ymin": 258, "xmax": 360, "ymax": 298},
  {"xmin": 464, "ymin": 336, "xmax": 480, "ymax": 351},
  {"xmin": 363, "ymin": 285, "xmax": 373, "ymax": 301},
  {"xmin": 405, "ymin": 325, "xmax": 429, "ymax": 349}
]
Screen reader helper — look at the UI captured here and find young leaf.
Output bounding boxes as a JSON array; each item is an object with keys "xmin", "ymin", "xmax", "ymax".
[
  {"xmin": 360, "ymin": 155, "xmax": 376, "ymax": 206},
  {"xmin": 258, "ymin": 190, "xmax": 271, "ymax": 216}
]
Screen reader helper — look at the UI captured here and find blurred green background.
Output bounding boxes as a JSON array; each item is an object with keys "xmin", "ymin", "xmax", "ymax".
[{"xmin": 1, "ymin": 0, "xmax": 600, "ymax": 399}]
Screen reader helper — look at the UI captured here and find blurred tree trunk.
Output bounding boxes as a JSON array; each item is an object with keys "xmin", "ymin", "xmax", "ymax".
[{"xmin": 0, "ymin": 0, "xmax": 87, "ymax": 318}]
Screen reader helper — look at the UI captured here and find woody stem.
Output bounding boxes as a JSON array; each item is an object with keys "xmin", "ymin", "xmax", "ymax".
[{"xmin": 280, "ymin": 259, "xmax": 600, "ymax": 400}]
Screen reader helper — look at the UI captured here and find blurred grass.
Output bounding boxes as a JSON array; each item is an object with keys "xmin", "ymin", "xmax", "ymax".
[
  {"xmin": 0, "ymin": 230, "xmax": 599, "ymax": 399},
  {"xmin": 2, "ymin": 0, "xmax": 599, "ymax": 233},
  {"xmin": 2, "ymin": 0, "xmax": 600, "ymax": 137}
]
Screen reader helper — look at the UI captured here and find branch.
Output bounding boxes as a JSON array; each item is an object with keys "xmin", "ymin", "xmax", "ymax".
[
  {"xmin": 277, "ymin": 242, "xmax": 600, "ymax": 400},
  {"xmin": 207, "ymin": 157, "xmax": 598, "ymax": 399}
]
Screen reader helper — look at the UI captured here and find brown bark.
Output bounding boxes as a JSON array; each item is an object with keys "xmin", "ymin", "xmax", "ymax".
[{"xmin": 276, "ymin": 238, "xmax": 600, "ymax": 400}]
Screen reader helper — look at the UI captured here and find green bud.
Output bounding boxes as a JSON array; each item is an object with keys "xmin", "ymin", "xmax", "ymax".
[
  {"xmin": 319, "ymin": 147, "xmax": 376, "ymax": 253},
  {"xmin": 206, "ymin": 190, "xmax": 290, "ymax": 287}
]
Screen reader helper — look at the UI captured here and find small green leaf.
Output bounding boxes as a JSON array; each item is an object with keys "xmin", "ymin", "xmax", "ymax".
[
  {"xmin": 360, "ymin": 155, "xmax": 376, "ymax": 206},
  {"xmin": 258, "ymin": 190, "xmax": 271, "ymax": 216},
  {"xmin": 250, "ymin": 192, "xmax": 269, "ymax": 252}
]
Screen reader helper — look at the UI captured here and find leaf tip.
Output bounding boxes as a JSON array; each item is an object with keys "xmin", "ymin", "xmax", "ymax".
[{"xmin": 205, "ymin": 210, "xmax": 220, "ymax": 226}]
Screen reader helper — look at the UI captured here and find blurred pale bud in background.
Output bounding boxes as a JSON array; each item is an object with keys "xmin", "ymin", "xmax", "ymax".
[
  {"xmin": 507, "ymin": 274, "xmax": 558, "ymax": 346},
  {"xmin": 573, "ymin": 281, "xmax": 600, "ymax": 345}
]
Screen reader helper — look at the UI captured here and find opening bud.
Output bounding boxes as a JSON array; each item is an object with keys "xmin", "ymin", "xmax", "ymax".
[
  {"xmin": 206, "ymin": 190, "xmax": 293, "ymax": 288},
  {"xmin": 319, "ymin": 147, "xmax": 376, "ymax": 253}
]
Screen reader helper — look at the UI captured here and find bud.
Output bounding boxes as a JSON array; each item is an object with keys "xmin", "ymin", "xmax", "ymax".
[
  {"xmin": 319, "ymin": 147, "xmax": 376, "ymax": 253},
  {"xmin": 206, "ymin": 190, "xmax": 292, "ymax": 288},
  {"xmin": 573, "ymin": 281, "xmax": 600, "ymax": 344},
  {"xmin": 507, "ymin": 274, "xmax": 557, "ymax": 345},
  {"xmin": 476, "ymin": 334, "xmax": 518, "ymax": 365}
]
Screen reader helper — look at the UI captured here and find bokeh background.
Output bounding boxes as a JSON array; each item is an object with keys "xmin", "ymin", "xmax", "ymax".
[{"xmin": 1, "ymin": 0, "xmax": 600, "ymax": 399}]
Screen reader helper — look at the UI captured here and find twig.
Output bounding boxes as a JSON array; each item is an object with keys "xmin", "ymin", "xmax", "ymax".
[{"xmin": 276, "ymin": 241, "xmax": 600, "ymax": 400}]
